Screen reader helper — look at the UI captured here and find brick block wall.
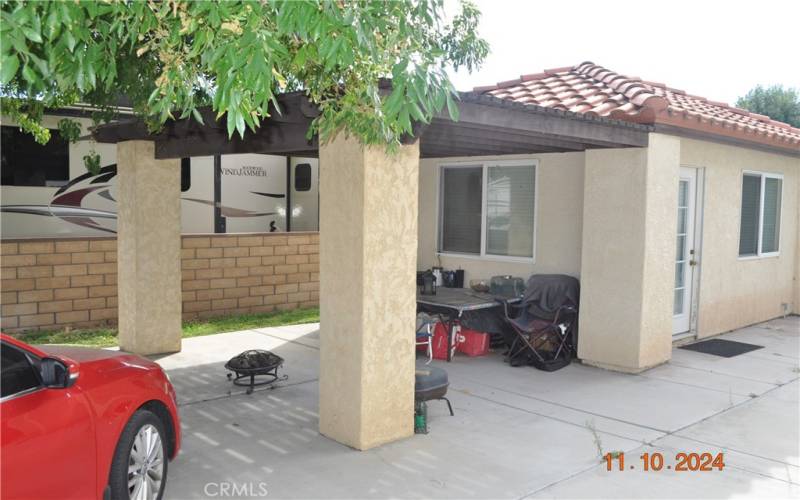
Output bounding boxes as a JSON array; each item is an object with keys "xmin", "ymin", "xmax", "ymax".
[
  {"xmin": 180, "ymin": 233, "xmax": 319, "ymax": 321},
  {"xmin": 0, "ymin": 233, "xmax": 319, "ymax": 333},
  {"xmin": 1, "ymin": 238, "xmax": 118, "ymax": 331}
]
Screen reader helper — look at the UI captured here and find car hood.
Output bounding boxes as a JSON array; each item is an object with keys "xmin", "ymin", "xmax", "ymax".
[{"xmin": 38, "ymin": 345, "xmax": 159, "ymax": 370}]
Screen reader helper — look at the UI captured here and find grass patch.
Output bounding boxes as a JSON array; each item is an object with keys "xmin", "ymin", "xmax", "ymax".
[
  {"xmin": 14, "ymin": 327, "xmax": 119, "ymax": 348},
  {"xmin": 12, "ymin": 307, "xmax": 320, "ymax": 348},
  {"xmin": 182, "ymin": 307, "xmax": 319, "ymax": 338}
]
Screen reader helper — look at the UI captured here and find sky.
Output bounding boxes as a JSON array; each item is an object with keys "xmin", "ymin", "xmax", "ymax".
[{"xmin": 446, "ymin": 0, "xmax": 800, "ymax": 105}]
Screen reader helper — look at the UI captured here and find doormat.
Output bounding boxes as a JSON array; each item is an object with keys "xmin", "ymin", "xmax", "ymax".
[{"xmin": 680, "ymin": 339, "xmax": 763, "ymax": 358}]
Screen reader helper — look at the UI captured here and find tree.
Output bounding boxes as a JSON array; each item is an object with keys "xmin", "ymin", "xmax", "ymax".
[
  {"xmin": 0, "ymin": 0, "xmax": 489, "ymax": 168},
  {"xmin": 736, "ymin": 85, "xmax": 800, "ymax": 128}
]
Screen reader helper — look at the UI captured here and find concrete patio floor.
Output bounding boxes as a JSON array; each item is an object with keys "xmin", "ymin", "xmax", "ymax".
[{"xmin": 156, "ymin": 316, "xmax": 799, "ymax": 499}]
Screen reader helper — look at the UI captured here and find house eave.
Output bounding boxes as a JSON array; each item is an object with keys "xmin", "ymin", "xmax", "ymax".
[{"xmin": 653, "ymin": 124, "xmax": 800, "ymax": 159}]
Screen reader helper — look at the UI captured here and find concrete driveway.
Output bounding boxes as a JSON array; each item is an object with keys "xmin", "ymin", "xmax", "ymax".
[{"xmin": 156, "ymin": 316, "xmax": 799, "ymax": 499}]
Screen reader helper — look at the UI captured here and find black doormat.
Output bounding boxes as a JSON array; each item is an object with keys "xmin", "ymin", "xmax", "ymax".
[{"xmin": 680, "ymin": 339, "xmax": 764, "ymax": 358}]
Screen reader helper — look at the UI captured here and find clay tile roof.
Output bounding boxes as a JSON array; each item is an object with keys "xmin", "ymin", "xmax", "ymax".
[{"xmin": 473, "ymin": 62, "xmax": 800, "ymax": 152}]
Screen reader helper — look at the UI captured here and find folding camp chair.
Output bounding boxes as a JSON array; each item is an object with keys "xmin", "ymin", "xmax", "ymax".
[
  {"xmin": 500, "ymin": 274, "xmax": 579, "ymax": 371},
  {"xmin": 501, "ymin": 301, "xmax": 577, "ymax": 371}
]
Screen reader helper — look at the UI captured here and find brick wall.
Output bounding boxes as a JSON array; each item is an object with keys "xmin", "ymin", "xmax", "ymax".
[
  {"xmin": 180, "ymin": 233, "xmax": 319, "ymax": 320},
  {"xmin": 0, "ymin": 233, "xmax": 319, "ymax": 333}
]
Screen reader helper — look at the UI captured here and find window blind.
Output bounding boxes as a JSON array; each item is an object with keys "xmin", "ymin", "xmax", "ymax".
[
  {"xmin": 440, "ymin": 167, "xmax": 482, "ymax": 254},
  {"xmin": 761, "ymin": 177, "xmax": 782, "ymax": 253},
  {"xmin": 486, "ymin": 165, "xmax": 535, "ymax": 258},
  {"xmin": 739, "ymin": 174, "xmax": 761, "ymax": 256}
]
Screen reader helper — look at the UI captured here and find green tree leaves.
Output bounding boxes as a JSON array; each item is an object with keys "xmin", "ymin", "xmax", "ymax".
[
  {"xmin": 736, "ymin": 85, "xmax": 800, "ymax": 128},
  {"xmin": 1, "ymin": 0, "xmax": 488, "ymax": 152}
]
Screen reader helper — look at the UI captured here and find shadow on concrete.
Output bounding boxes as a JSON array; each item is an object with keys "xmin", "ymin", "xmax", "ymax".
[{"xmin": 158, "ymin": 318, "xmax": 799, "ymax": 499}]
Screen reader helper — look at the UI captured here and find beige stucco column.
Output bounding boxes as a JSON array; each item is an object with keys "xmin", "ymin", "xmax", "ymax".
[
  {"xmin": 318, "ymin": 134, "xmax": 419, "ymax": 450},
  {"xmin": 578, "ymin": 133, "xmax": 680, "ymax": 372},
  {"xmin": 116, "ymin": 141, "xmax": 182, "ymax": 355}
]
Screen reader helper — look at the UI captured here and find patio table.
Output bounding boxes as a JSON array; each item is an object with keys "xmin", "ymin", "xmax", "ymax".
[{"xmin": 416, "ymin": 288, "xmax": 520, "ymax": 361}]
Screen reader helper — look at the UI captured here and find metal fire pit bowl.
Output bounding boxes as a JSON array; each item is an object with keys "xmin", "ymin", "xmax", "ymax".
[{"xmin": 225, "ymin": 350, "xmax": 287, "ymax": 394}]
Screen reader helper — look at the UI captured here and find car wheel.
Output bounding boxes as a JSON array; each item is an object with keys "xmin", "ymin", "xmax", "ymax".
[{"xmin": 108, "ymin": 409, "xmax": 168, "ymax": 500}]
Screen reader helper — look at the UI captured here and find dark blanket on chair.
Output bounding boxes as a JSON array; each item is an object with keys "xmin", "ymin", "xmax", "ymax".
[{"xmin": 522, "ymin": 274, "xmax": 580, "ymax": 319}]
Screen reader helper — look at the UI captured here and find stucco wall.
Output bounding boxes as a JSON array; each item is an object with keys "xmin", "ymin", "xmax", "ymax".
[
  {"xmin": 577, "ymin": 134, "xmax": 678, "ymax": 372},
  {"xmin": 319, "ymin": 135, "xmax": 417, "ymax": 450},
  {"xmin": 679, "ymin": 138, "xmax": 800, "ymax": 337},
  {"xmin": 417, "ymin": 152, "xmax": 585, "ymax": 282}
]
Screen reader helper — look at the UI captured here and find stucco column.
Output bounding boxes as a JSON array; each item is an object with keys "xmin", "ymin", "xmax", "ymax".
[
  {"xmin": 318, "ymin": 134, "xmax": 419, "ymax": 450},
  {"xmin": 117, "ymin": 141, "xmax": 182, "ymax": 355},
  {"xmin": 578, "ymin": 133, "xmax": 680, "ymax": 372}
]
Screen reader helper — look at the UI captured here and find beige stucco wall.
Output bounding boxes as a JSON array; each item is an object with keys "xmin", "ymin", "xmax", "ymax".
[
  {"xmin": 319, "ymin": 135, "xmax": 418, "ymax": 450},
  {"xmin": 578, "ymin": 134, "xmax": 679, "ymax": 372},
  {"xmin": 417, "ymin": 152, "xmax": 585, "ymax": 282},
  {"xmin": 679, "ymin": 138, "xmax": 800, "ymax": 337},
  {"xmin": 415, "ymin": 133, "xmax": 797, "ymax": 372},
  {"xmin": 639, "ymin": 135, "xmax": 682, "ymax": 364}
]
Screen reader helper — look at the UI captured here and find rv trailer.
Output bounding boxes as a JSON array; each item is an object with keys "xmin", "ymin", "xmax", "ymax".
[{"xmin": 1, "ymin": 113, "xmax": 319, "ymax": 238}]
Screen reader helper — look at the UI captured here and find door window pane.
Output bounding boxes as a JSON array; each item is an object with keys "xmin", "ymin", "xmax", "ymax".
[
  {"xmin": 678, "ymin": 179, "xmax": 688, "ymax": 207},
  {"xmin": 485, "ymin": 165, "xmax": 535, "ymax": 258},
  {"xmin": 673, "ymin": 289, "xmax": 684, "ymax": 315},
  {"xmin": 1, "ymin": 343, "xmax": 40, "ymax": 398},
  {"xmin": 675, "ymin": 262, "xmax": 685, "ymax": 289},
  {"xmin": 440, "ymin": 167, "xmax": 482, "ymax": 254},
  {"xmin": 677, "ymin": 207, "xmax": 688, "ymax": 235},
  {"xmin": 738, "ymin": 174, "xmax": 761, "ymax": 256},
  {"xmin": 761, "ymin": 177, "xmax": 782, "ymax": 253},
  {"xmin": 676, "ymin": 234, "xmax": 686, "ymax": 261}
]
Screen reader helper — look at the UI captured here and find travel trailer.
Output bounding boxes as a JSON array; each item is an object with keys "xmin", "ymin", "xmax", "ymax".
[{"xmin": 1, "ymin": 113, "xmax": 319, "ymax": 238}]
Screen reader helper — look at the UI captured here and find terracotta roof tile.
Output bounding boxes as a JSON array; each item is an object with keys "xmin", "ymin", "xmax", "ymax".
[{"xmin": 474, "ymin": 62, "xmax": 800, "ymax": 151}]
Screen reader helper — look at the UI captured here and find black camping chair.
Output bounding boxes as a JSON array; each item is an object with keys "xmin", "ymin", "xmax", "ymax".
[{"xmin": 500, "ymin": 274, "xmax": 579, "ymax": 371}]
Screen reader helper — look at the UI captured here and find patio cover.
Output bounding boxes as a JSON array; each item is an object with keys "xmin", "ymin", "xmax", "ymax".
[
  {"xmin": 92, "ymin": 91, "xmax": 652, "ymax": 158},
  {"xmin": 90, "ymin": 89, "xmax": 652, "ymax": 451}
]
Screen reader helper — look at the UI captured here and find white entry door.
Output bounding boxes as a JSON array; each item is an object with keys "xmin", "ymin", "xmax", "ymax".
[{"xmin": 673, "ymin": 167, "xmax": 698, "ymax": 335}]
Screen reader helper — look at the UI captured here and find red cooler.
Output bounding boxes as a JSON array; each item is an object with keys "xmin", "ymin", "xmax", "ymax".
[
  {"xmin": 456, "ymin": 327, "xmax": 490, "ymax": 357},
  {"xmin": 431, "ymin": 322, "xmax": 451, "ymax": 360}
]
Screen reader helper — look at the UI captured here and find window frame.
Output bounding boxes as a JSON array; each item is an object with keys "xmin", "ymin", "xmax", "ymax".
[
  {"xmin": 0, "ymin": 341, "xmax": 44, "ymax": 403},
  {"xmin": 738, "ymin": 170, "xmax": 783, "ymax": 260},
  {"xmin": 436, "ymin": 159, "xmax": 538, "ymax": 263}
]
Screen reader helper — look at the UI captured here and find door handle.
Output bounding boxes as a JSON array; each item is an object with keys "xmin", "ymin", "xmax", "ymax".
[{"xmin": 689, "ymin": 259, "xmax": 698, "ymax": 266}]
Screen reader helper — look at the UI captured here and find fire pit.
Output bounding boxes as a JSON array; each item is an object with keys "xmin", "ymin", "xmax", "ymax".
[{"xmin": 225, "ymin": 350, "xmax": 287, "ymax": 394}]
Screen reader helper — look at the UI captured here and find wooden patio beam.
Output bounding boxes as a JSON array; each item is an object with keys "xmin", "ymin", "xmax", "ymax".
[{"xmin": 446, "ymin": 94, "xmax": 651, "ymax": 148}]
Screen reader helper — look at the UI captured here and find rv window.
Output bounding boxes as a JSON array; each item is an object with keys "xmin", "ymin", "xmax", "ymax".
[
  {"xmin": 294, "ymin": 163, "xmax": 312, "ymax": 192},
  {"xmin": 1, "ymin": 126, "xmax": 69, "ymax": 187},
  {"xmin": 181, "ymin": 158, "xmax": 191, "ymax": 192}
]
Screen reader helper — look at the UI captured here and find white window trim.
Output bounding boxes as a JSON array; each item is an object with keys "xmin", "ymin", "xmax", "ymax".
[
  {"xmin": 738, "ymin": 170, "xmax": 783, "ymax": 260},
  {"xmin": 436, "ymin": 159, "xmax": 538, "ymax": 263}
]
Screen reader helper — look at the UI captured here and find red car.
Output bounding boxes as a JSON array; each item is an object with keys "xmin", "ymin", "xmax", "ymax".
[{"xmin": 1, "ymin": 333, "xmax": 180, "ymax": 500}]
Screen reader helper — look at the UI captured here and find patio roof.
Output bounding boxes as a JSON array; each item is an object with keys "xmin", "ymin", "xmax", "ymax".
[
  {"xmin": 476, "ymin": 61, "xmax": 800, "ymax": 157},
  {"xmin": 92, "ymin": 91, "xmax": 652, "ymax": 159}
]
